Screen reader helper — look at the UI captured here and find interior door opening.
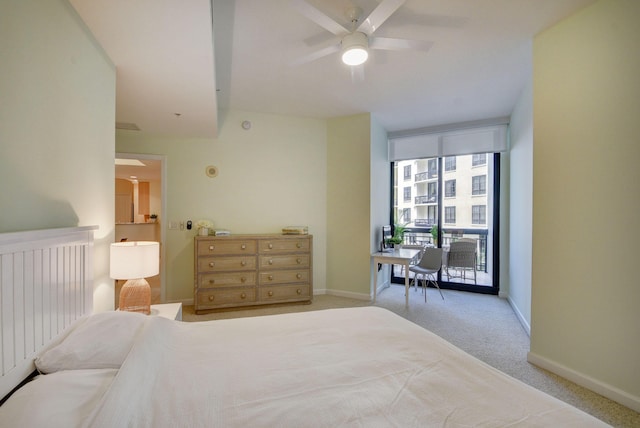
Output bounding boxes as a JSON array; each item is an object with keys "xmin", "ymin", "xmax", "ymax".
[{"xmin": 114, "ymin": 153, "xmax": 167, "ymax": 306}]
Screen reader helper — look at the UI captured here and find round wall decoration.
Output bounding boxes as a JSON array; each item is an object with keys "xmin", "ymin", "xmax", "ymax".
[{"xmin": 205, "ymin": 165, "xmax": 218, "ymax": 178}]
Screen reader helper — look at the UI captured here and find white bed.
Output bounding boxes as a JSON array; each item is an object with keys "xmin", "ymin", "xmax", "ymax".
[
  {"xmin": 0, "ymin": 228, "xmax": 609, "ymax": 427},
  {"xmin": 2, "ymin": 309, "xmax": 610, "ymax": 427}
]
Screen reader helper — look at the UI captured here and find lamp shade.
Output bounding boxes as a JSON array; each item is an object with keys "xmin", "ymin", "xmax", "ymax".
[
  {"xmin": 341, "ymin": 32, "xmax": 369, "ymax": 66},
  {"xmin": 110, "ymin": 241, "xmax": 159, "ymax": 280}
]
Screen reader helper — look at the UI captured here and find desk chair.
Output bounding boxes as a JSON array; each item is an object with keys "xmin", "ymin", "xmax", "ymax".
[{"xmin": 409, "ymin": 247, "xmax": 444, "ymax": 302}]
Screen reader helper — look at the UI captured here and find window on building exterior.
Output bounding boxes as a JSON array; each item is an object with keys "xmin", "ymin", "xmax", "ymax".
[
  {"xmin": 403, "ymin": 186, "xmax": 411, "ymax": 202},
  {"xmin": 472, "ymin": 153, "xmax": 487, "ymax": 166},
  {"xmin": 445, "ymin": 156, "xmax": 456, "ymax": 171},
  {"xmin": 472, "ymin": 205, "xmax": 486, "ymax": 224},
  {"xmin": 445, "ymin": 206, "xmax": 456, "ymax": 224},
  {"xmin": 472, "ymin": 175, "xmax": 486, "ymax": 195},
  {"xmin": 445, "ymin": 179, "xmax": 456, "ymax": 198},
  {"xmin": 403, "ymin": 165, "xmax": 411, "ymax": 180},
  {"xmin": 402, "ymin": 208, "xmax": 411, "ymax": 223},
  {"xmin": 427, "ymin": 182, "xmax": 437, "ymax": 201}
]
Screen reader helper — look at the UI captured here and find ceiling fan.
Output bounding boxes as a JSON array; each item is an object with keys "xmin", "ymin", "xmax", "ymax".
[{"xmin": 291, "ymin": 0, "xmax": 433, "ymax": 67}]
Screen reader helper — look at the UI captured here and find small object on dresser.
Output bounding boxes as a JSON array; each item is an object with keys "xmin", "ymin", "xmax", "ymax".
[
  {"xmin": 214, "ymin": 229, "xmax": 231, "ymax": 236},
  {"xmin": 282, "ymin": 226, "xmax": 308, "ymax": 235}
]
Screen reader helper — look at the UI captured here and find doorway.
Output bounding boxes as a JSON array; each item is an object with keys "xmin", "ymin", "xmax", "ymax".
[{"xmin": 114, "ymin": 153, "xmax": 167, "ymax": 306}]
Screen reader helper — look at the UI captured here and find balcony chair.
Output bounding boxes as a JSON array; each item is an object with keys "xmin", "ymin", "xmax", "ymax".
[
  {"xmin": 409, "ymin": 247, "xmax": 444, "ymax": 302},
  {"xmin": 445, "ymin": 238, "xmax": 477, "ymax": 284}
]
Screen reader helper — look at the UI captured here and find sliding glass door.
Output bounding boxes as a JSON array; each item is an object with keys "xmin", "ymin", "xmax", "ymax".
[{"xmin": 391, "ymin": 153, "xmax": 500, "ymax": 294}]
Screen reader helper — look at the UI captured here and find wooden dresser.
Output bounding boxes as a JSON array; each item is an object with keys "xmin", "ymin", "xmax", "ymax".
[{"xmin": 194, "ymin": 234, "xmax": 312, "ymax": 313}]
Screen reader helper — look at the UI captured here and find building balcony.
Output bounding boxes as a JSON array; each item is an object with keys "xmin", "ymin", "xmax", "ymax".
[
  {"xmin": 414, "ymin": 170, "xmax": 438, "ymax": 182},
  {"xmin": 414, "ymin": 218, "xmax": 436, "ymax": 227},
  {"xmin": 415, "ymin": 195, "xmax": 437, "ymax": 205}
]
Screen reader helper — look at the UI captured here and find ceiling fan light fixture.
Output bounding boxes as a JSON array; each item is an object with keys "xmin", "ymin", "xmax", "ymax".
[{"xmin": 341, "ymin": 32, "xmax": 369, "ymax": 66}]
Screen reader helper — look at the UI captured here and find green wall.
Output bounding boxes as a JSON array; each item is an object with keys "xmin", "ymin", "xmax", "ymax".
[
  {"xmin": 531, "ymin": 0, "xmax": 640, "ymax": 410},
  {"xmin": 0, "ymin": 0, "xmax": 116, "ymax": 311},
  {"xmin": 117, "ymin": 110, "xmax": 328, "ymax": 302},
  {"xmin": 326, "ymin": 114, "xmax": 373, "ymax": 297}
]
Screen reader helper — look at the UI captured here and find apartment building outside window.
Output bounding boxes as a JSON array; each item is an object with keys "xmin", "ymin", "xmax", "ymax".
[
  {"xmin": 445, "ymin": 179, "xmax": 456, "ymax": 198},
  {"xmin": 472, "ymin": 205, "xmax": 486, "ymax": 224},
  {"xmin": 472, "ymin": 153, "xmax": 486, "ymax": 166},
  {"xmin": 403, "ymin": 165, "xmax": 411, "ymax": 180},
  {"xmin": 472, "ymin": 175, "xmax": 486, "ymax": 195},
  {"xmin": 445, "ymin": 206, "xmax": 456, "ymax": 224},
  {"xmin": 445, "ymin": 156, "xmax": 456, "ymax": 171},
  {"xmin": 403, "ymin": 186, "xmax": 411, "ymax": 202}
]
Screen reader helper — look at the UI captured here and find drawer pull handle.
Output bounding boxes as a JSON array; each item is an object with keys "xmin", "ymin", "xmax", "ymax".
[
  {"xmin": 209, "ymin": 245, "xmax": 214, "ymax": 251},
  {"xmin": 241, "ymin": 244, "xmax": 246, "ymax": 250},
  {"xmin": 241, "ymin": 260, "xmax": 246, "ymax": 266},
  {"xmin": 209, "ymin": 279, "xmax": 215, "ymax": 284},
  {"xmin": 241, "ymin": 276, "xmax": 246, "ymax": 283},
  {"xmin": 209, "ymin": 262, "xmax": 215, "ymax": 267},
  {"xmin": 296, "ymin": 243, "xmax": 302, "ymax": 248},
  {"xmin": 268, "ymin": 243, "xmax": 273, "ymax": 249},
  {"xmin": 268, "ymin": 259, "xmax": 273, "ymax": 265},
  {"xmin": 296, "ymin": 289, "xmax": 302, "ymax": 295},
  {"xmin": 208, "ymin": 295, "xmax": 215, "ymax": 302},
  {"xmin": 268, "ymin": 291, "xmax": 273, "ymax": 297},
  {"xmin": 240, "ymin": 292, "xmax": 246, "ymax": 299},
  {"xmin": 268, "ymin": 275, "xmax": 273, "ymax": 281},
  {"xmin": 296, "ymin": 273, "xmax": 302, "ymax": 279},
  {"xmin": 296, "ymin": 258, "xmax": 301, "ymax": 264}
]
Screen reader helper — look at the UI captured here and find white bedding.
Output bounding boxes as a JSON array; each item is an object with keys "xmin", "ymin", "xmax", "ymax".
[{"xmin": 82, "ymin": 307, "xmax": 607, "ymax": 427}]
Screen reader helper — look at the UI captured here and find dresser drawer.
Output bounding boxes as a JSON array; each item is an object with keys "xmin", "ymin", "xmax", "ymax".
[
  {"xmin": 259, "ymin": 254, "xmax": 310, "ymax": 269},
  {"xmin": 196, "ymin": 287, "xmax": 257, "ymax": 308},
  {"xmin": 259, "ymin": 238, "xmax": 310, "ymax": 253},
  {"xmin": 259, "ymin": 269, "xmax": 310, "ymax": 285},
  {"xmin": 259, "ymin": 284, "xmax": 311, "ymax": 302},
  {"xmin": 198, "ymin": 256, "xmax": 257, "ymax": 273},
  {"xmin": 199, "ymin": 272, "xmax": 256, "ymax": 288},
  {"xmin": 197, "ymin": 239, "xmax": 257, "ymax": 255}
]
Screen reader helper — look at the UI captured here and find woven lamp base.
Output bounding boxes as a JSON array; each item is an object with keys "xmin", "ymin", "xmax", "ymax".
[{"xmin": 119, "ymin": 278, "xmax": 151, "ymax": 315}]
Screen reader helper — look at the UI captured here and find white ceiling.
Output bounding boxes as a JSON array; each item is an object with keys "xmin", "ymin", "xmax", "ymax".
[{"xmin": 70, "ymin": 0, "xmax": 595, "ymax": 137}]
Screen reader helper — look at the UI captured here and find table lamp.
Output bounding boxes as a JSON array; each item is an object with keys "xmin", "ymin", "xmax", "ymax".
[{"xmin": 110, "ymin": 241, "xmax": 159, "ymax": 315}]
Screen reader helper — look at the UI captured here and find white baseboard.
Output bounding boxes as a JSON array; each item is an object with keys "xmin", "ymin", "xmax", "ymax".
[
  {"xmin": 324, "ymin": 289, "xmax": 371, "ymax": 301},
  {"xmin": 527, "ymin": 352, "xmax": 640, "ymax": 413},
  {"xmin": 506, "ymin": 296, "xmax": 531, "ymax": 336}
]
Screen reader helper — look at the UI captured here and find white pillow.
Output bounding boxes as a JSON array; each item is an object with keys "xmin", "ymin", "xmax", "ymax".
[
  {"xmin": 35, "ymin": 311, "xmax": 147, "ymax": 373},
  {"xmin": 0, "ymin": 369, "xmax": 117, "ymax": 428}
]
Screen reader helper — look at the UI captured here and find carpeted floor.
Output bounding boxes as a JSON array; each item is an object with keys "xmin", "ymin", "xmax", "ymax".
[{"xmin": 182, "ymin": 284, "xmax": 639, "ymax": 427}]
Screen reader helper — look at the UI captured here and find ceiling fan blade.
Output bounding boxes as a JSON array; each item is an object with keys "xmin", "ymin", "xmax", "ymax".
[
  {"xmin": 291, "ymin": 0, "xmax": 348, "ymax": 36},
  {"xmin": 290, "ymin": 43, "xmax": 341, "ymax": 66},
  {"xmin": 357, "ymin": 0, "xmax": 405, "ymax": 35},
  {"xmin": 370, "ymin": 37, "xmax": 434, "ymax": 52}
]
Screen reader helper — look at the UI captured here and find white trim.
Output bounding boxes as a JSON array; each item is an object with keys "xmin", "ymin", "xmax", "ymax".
[
  {"xmin": 507, "ymin": 295, "xmax": 531, "ymax": 336},
  {"xmin": 324, "ymin": 289, "xmax": 371, "ymax": 301},
  {"xmin": 527, "ymin": 352, "xmax": 640, "ymax": 413}
]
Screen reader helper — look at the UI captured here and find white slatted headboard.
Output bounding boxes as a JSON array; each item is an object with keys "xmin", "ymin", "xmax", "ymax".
[{"xmin": 0, "ymin": 226, "xmax": 97, "ymax": 399}]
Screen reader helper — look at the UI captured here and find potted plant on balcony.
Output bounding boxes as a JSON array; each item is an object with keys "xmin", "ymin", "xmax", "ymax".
[
  {"xmin": 430, "ymin": 225, "xmax": 438, "ymax": 246},
  {"xmin": 385, "ymin": 223, "xmax": 407, "ymax": 248}
]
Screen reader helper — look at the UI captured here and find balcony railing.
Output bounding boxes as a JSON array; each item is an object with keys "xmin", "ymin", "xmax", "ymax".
[
  {"xmin": 401, "ymin": 228, "xmax": 488, "ymax": 273},
  {"xmin": 414, "ymin": 170, "xmax": 438, "ymax": 182},
  {"xmin": 415, "ymin": 218, "xmax": 436, "ymax": 227},
  {"xmin": 415, "ymin": 194, "xmax": 437, "ymax": 204}
]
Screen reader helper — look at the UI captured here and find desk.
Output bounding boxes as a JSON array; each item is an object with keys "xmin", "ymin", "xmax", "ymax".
[{"xmin": 371, "ymin": 248, "xmax": 420, "ymax": 306}]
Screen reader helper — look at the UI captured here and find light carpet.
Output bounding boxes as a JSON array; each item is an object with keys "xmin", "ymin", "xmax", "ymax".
[{"xmin": 182, "ymin": 284, "xmax": 639, "ymax": 427}]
